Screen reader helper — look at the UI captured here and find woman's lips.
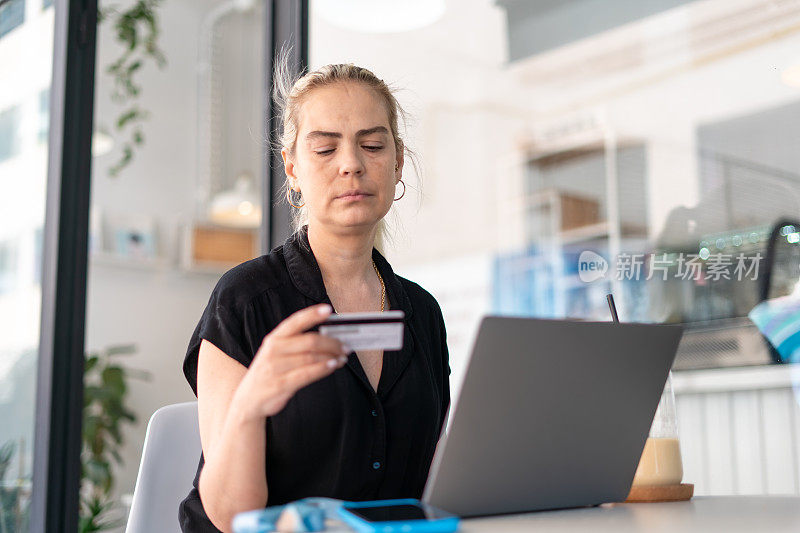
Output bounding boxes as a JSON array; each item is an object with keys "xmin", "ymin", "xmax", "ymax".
[{"xmin": 337, "ymin": 193, "xmax": 371, "ymax": 201}]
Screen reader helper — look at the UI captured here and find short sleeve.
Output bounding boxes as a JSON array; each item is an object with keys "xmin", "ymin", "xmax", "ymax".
[
  {"xmin": 433, "ymin": 298, "xmax": 451, "ymax": 433},
  {"xmin": 182, "ymin": 273, "xmax": 256, "ymax": 396},
  {"xmin": 441, "ymin": 316, "xmax": 451, "ymax": 377},
  {"xmin": 432, "ymin": 297, "xmax": 451, "ymax": 377}
]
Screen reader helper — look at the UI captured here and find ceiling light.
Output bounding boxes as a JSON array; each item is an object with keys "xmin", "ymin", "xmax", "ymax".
[
  {"xmin": 314, "ymin": 0, "xmax": 445, "ymax": 34},
  {"xmin": 781, "ymin": 62, "xmax": 800, "ymax": 88}
]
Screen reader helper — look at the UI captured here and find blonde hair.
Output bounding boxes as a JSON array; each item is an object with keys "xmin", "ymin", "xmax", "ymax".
[{"xmin": 272, "ymin": 50, "xmax": 419, "ymax": 252}]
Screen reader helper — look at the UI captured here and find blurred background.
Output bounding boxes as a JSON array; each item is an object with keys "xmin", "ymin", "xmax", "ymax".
[{"xmin": 3, "ymin": 0, "xmax": 800, "ymax": 529}]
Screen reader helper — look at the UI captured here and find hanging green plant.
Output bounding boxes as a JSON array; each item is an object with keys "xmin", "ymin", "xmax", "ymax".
[{"xmin": 99, "ymin": 0, "xmax": 167, "ymax": 177}]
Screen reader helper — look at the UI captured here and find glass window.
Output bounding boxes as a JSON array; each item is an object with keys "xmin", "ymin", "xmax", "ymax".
[
  {"xmin": 310, "ymin": 0, "xmax": 800, "ymax": 497},
  {"xmin": 0, "ymin": 0, "xmax": 55, "ymax": 527},
  {"xmin": 0, "ymin": 0, "xmax": 25, "ymax": 39},
  {"xmin": 309, "ymin": 0, "xmax": 800, "ymax": 368},
  {"xmin": 38, "ymin": 89, "xmax": 49, "ymax": 144},
  {"xmin": 0, "ymin": 105, "xmax": 21, "ymax": 162},
  {"xmin": 0, "ymin": 238, "xmax": 17, "ymax": 294}
]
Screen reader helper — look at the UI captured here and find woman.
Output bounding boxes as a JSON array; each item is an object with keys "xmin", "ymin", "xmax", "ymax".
[{"xmin": 178, "ymin": 62, "xmax": 451, "ymax": 532}]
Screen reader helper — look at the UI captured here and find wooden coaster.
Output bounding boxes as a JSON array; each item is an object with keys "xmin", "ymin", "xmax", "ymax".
[{"xmin": 624, "ymin": 483, "xmax": 694, "ymax": 503}]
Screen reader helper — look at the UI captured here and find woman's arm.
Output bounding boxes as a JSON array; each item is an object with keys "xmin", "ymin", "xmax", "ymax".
[
  {"xmin": 196, "ymin": 340, "xmax": 266, "ymax": 532},
  {"xmin": 195, "ymin": 304, "xmax": 348, "ymax": 532}
]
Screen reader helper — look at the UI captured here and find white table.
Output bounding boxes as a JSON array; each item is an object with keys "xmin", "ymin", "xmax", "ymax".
[{"xmin": 458, "ymin": 496, "xmax": 800, "ymax": 532}]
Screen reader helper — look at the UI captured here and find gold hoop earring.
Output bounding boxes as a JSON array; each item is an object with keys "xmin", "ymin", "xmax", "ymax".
[
  {"xmin": 287, "ymin": 188, "xmax": 305, "ymax": 208},
  {"xmin": 394, "ymin": 179, "xmax": 406, "ymax": 201}
]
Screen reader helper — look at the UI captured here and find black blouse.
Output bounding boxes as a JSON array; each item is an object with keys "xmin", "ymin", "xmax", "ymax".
[{"xmin": 178, "ymin": 225, "xmax": 451, "ymax": 532}]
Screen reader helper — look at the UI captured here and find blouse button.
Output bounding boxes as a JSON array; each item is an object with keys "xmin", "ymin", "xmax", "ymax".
[{"xmin": 372, "ymin": 461, "xmax": 381, "ymax": 470}]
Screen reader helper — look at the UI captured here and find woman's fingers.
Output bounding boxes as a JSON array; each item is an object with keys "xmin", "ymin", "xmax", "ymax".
[
  {"xmin": 270, "ymin": 303, "xmax": 333, "ymax": 338},
  {"xmin": 241, "ymin": 352, "xmax": 346, "ymax": 418},
  {"xmin": 242, "ymin": 303, "xmax": 354, "ymax": 416},
  {"xmin": 269, "ymin": 352, "xmax": 348, "ymax": 373},
  {"xmin": 281, "ymin": 359, "xmax": 343, "ymax": 393},
  {"xmin": 272, "ymin": 332, "xmax": 346, "ymax": 358}
]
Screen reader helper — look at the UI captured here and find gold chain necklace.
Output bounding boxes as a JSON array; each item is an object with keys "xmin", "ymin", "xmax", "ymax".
[{"xmin": 372, "ymin": 259, "xmax": 385, "ymax": 312}]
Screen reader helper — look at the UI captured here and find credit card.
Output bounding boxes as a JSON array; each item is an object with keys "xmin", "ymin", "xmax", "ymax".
[{"xmin": 313, "ymin": 310, "xmax": 405, "ymax": 352}]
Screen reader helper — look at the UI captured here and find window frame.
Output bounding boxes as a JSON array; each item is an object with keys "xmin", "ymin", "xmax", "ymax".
[
  {"xmin": 264, "ymin": 0, "xmax": 309, "ymax": 250},
  {"xmin": 30, "ymin": 0, "xmax": 97, "ymax": 531}
]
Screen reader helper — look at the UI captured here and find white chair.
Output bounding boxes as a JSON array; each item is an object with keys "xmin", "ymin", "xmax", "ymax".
[{"xmin": 126, "ymin": 401, "xmax": 202, "ymax": 533}]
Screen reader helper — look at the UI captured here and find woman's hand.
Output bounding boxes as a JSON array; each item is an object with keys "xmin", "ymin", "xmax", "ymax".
[{"xmin": 232, "ymin": 303, "xmax": 348, "ymax": 421}]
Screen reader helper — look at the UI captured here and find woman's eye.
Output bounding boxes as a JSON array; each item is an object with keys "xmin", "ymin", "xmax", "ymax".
[
  {"xmin": 315, "ymin": 148, "xmax": 334, "ymax": 155},
  {"xmin": 363, "ymin": 145, "xmax": 383, "ymax": 151}
]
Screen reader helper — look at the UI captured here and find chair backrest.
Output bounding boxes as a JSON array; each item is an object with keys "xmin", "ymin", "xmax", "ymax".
[{"xmin": 126, "ymin": 401, "xmax": 201, "ymax": 533}]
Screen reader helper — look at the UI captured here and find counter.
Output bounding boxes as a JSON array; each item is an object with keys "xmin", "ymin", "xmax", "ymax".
[
  {"xmin": 671, "ymin": 364, "xmax": 800, "ymax": 496},
  {"xmin": 459, "ymin": 496, "xmax": 800, "ymax": 532}
]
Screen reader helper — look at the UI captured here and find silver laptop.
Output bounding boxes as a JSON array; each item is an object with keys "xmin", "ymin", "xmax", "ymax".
[{"xmin": 422, "ymin": 316, "xmax": 684, "ymax": 517}]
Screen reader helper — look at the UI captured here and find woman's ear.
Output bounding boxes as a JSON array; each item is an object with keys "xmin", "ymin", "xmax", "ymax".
[
  {"xmin": 395, "ymin": 143, "xmax": 404, "ymax": 179},
  {"xmin": 281, "ymin": 148, "xmax": 300, "ymax": 191}
]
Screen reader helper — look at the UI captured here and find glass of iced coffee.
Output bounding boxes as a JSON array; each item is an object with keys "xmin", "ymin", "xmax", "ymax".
[{"xmin": 632, "ymin": 372, "xmax": 684, "ymax": 486}]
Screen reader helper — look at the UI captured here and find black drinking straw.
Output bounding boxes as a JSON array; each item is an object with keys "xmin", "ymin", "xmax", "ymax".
[{"xmin": 606, "ymin": 294, "xmax": 619, "ymax": 323}]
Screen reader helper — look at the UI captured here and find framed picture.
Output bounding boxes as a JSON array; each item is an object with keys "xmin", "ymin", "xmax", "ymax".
[{"xmin": 106, "ymin": 212, "xmax": 158, "ymax": 260}]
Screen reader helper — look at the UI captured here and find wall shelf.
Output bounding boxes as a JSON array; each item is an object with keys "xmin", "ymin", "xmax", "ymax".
[
  {"xmin": 89, "ymin": 251, "xmax": 227, "ymax": 276},
  {"xmin": 90, "ymin": 251, "xmax": 171, "ymax": 271}
]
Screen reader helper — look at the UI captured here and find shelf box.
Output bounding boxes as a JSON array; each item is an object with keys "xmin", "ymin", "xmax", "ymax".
[
  {"xmin": 558, "ymin": 192, "xmax": 600, "ymax": 231},
  {"xmin": 182, "ymin": 223, "xmax": 258, "ymax": 270},
  {"xmin": 525, "ymin": 188, "xmax": 601, "ymax": 239}
]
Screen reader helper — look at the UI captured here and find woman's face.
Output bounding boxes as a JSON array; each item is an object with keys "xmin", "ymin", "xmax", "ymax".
[{"xmin": 282, "ymin": 81, "xmax": 403, "ymax": 233}]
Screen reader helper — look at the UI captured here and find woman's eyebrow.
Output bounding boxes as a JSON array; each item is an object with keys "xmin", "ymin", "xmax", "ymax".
[
  {"xmin": 356, "ymin": 126, "xmax": 389, "ymax": 137},
  {"xmin": 306, "ymin": 126, "xmax": 389, "ymax": 140},
  {"xmin": 306, "ymin": 131, "xmax": 341, "ymax": 140}
]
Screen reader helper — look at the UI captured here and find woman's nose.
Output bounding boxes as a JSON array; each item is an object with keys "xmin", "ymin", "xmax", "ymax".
[{"xmin": 337, "ymin": 144, "xmax": 364, "ymax": 176}]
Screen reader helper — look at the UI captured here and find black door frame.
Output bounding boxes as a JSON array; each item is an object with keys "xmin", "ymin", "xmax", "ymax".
[
  {"xmin": 264, "ymin": 0, "xmax": 309, "ymax": 251},
  {"xmin": 31, "ymin": 0, "xmax": 97, "ymax": 532}
]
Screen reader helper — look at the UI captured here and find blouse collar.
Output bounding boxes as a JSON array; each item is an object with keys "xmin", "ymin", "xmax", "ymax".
[{"xmin": 282, "ymin": 225, "xmax": 414, "ymax": 319}]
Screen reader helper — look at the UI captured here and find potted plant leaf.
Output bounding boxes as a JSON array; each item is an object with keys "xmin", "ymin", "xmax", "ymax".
[{"xmin": 80, "ymin": 344, "xmax": 150, "ymax": 532}]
